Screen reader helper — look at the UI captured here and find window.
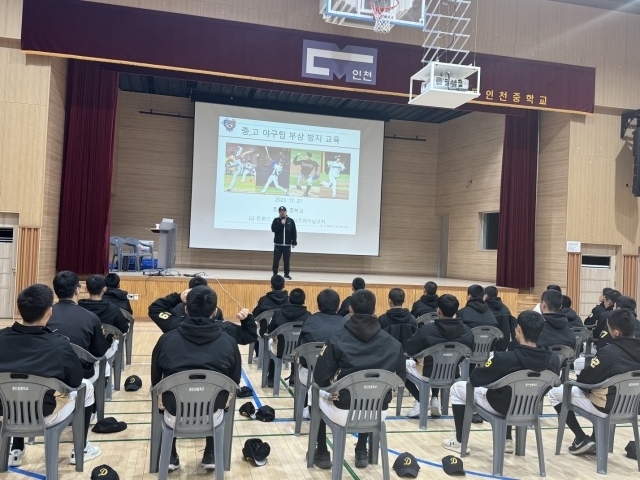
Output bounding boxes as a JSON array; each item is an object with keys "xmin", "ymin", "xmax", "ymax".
[
  {"xmin": 581, "ymin": 256, "xmax": 610, "ymax": 268},
  {"xmin": 479, "ymin": 212, "xmax": 499, "ymax": 251}
]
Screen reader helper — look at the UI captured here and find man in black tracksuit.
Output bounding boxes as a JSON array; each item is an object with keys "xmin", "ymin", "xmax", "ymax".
[
  {"xmin": 589, "ymin": 289, "xmax": 621, "ymax": 341},
  {"xmin": 151, "ymin": 285, "xmax": 242, "ymax": 472},
  {"xmin": 310, "ymin": 289, "xmax": 406, "ymax": 470},
  {"xmin": 411, "ymin": 281, "xmax": 439, "ymax": 319},
  {"xmin": 484, "ymin": 286, "xmax": 515, "ymax": 351},
  {"xmin": 404, "ymin": 294, "xmax": 473, "ymax": 419},
  {"xmin": 79, "ymin": 275, "xmax": 130, "ymax": 334},
  {"xmin": 271, "ymin": 206, "xmax": 297, "ymax": 279},
  {"xmin": 378, "ymin": 288, "xmax": 418, "ymax": 347},
  {"xmin": 442, "ymin": 310, "xmax": 561, "ymax": 455},
  {"xmin": 536, "ymin": 289, "xmax": 575, "ymax": 349},
  {"xmin": 172, "ymin": 276, "xmax": 224, "ymax": 320},
  {"xmin": 584, "ymin": 287, "xmax": 613, "ymax": 325},
  {"xmin": 549, "ymin": 308, "xmax": 640, "ymax": 454},
  {"xmin": 595, "ymin": 296, "xmax": 640, "ymax": 350},
  {"xmin": 103, "ymin": 273, "xmax": 133, "ymax": 314},
  {"xmin": 337, "ymin": 277, "xmax": 366, "ymax": 317},
  {"xmin": 456, "ymin": 285, "xmax": 497, "ymax": 329},
  {"xmin": 560, "ymin": 295, "xmax": 583, "ymax": 328}
]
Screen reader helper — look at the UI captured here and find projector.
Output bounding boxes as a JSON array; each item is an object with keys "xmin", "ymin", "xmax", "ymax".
[{"xmin": 421, "ymin": 76, "xmax": 470, "ymax": 93}]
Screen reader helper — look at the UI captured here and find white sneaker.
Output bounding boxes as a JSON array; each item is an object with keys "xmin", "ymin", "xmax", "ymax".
[
  {"xmin": 70, "ymin": 442, "xmax": 102, "ymax": 464},
  {"xmin": 505, "ymin": 439, "xmax": 514, "ymax": 454},
  {"xmin": 8, "ymin": 449, "xmax": 25, "ymax": 467},
  {"xmin": 406, "ymin": 401, "xmax": 421, "ymax": 419},
  {"xmin": 302, "ymin": 406, "xmax": 310, "ymax": 419},
  {"xmin": 442, "ymin": 437, "xmax": 470, "ymax": 455},
  {"xmin": 430, "ymin": 397, "xmax": 442, "ymax": 417}
]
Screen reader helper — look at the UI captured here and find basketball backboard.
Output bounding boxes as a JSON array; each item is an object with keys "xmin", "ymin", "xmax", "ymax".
[{"xmin": 321, "ymin": 0, "xmax": 426, "ymax": 30}]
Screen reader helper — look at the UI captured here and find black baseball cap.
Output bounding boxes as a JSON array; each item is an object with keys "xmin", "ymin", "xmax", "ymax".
[
  {"xmin": 393, "ymin": 452, "xmax": 420, "ymax": 477},
  {"xmin": 91, "ymin": 465, "xmax": 119, "ymax": 480},
  {"xmin": 278, "ymin": 206, "xmax": 286, "ymax": 211},
  {"xmin": 242, "ymin": 438, "xmax": 271, "ymax": 467},
  {"xmin": 442, "ymin": 455, "xmax": 465, "ymax": 475},
  {"xmin": 239, "ymin": 402, "xmax": 256, "ymax": 419},
  {"xmin": 256, "ymin": 405, "xmax": 275, "ymax": 422},
  {"xmin": 626, "ymin": 440, "xmax": 638, "ymax": 459},
  {"xmin": 124, "ymin": 375, "xmax": 142, "ymax": 391},
  {"xmin": 237, "ymin": 386, "xmax": 253, "ymax": 398},
  {"xmin": 91, "ymin": 417, "xmax": 127, "ymax": 434}
]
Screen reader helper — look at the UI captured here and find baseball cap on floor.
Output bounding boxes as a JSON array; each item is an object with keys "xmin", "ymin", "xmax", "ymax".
[
  {"xmin": 91, "ymin": 464, "xmax": 119, "ymax": 480},
  {"xmin": 626, "ymin": 440, "xmax": 638, "ymax": 460},
  {"xmin": 124, "ymin": 375, "xmax": 142, "ymax": 391},
  {"xmin": 442, "ymin": 455, "xmax": 465, "ymax": 475},
  {"xmin": 392, "ymin": 452, "xmax": 420, "ymax": 477},
  {"xmin": 242, "ymin": 438, "xmax": 271, "ymax": 466},
  {"xmin": 237, "ymin": 386, "xmax": 253, "ymax": 398},
  {"xmin": 239, "ymin": 402, "xmax": 256, "ymax": 419},
  {"xmin": 256, "ymin": 405, "xmax": 275, "ymax": 422},
  {"xmin": 91, "ymin": 417, "xmax": 127, "ymax": 434}
]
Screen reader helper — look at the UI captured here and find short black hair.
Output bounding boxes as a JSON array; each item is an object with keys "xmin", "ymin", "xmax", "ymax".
[
  {"xmin": 186, "ymin": 285, "xmax": 218, "ymax": 318},
  {"xmin": 467, "ymin": 284, "xmax": 484, "ymax": 299},
  {"xmin": 85, "ymin": 275, "xmax": 106, "ymax": 295},
  {"xmin": 290, "ymin": 288, "xmax": 306, "ymax": 305},
  {"xmin": 616, "ymin": 295, "xmax": 637, "ymax": 312},
  {"xmin": 437, "ymin": 294, "xmax": 459, "ymax": 318},
  {"xmin": 605, "ymin": 289, "xmax": 622, "ymax": 305},
  {"xmin": 547, "ymin": 285, "xmax": 562, "ymax": 293},
  {"xmin": 541, "ymin": 289, "xmax": 562, "ymax": 312},
  {"xmin": 424, "ymin": 281, "xmax": 437, "ymax": 296},
  {"xmin": 352, "ymin": 277, "xmax": 366, "ymax": 291},
  {"xmin": 350, "ymin": 289, "xmax": 375, "ymax": 315},
  {"xmin": 317, "ymin": 289, "xmax": 340, "ymax": 312},
  {"xmin": 485, "ymin": 286, "xmax": 499, "ymax": 298},
  {"xmin": 607, "ymin": 308, "xmax": 636, "ymax": 337},
  {"xmin": 562, "ymin": 295, "xmax": 572, "ymax": 309},
  {"xmin": 105, "ymin": 273, "xmax": 120, "ymax": 288},
  {"xmin": 17, "ymin": 284, "xmax": 54, "ymax": 323},
  {"xmin": 189, "ymin": 276, "xmax": 208, "ymax": 289},
  {"xmin": 517, "ymin": 310, "xmax": 545, "ymax": 343},
  {"xmin": 53, "ymin": 271, "xmax": 80, "ymax": 299},
  {"xmin": 271, "ymin": 275, "xmax": 285, "ymax": 291},
  {"xmin": 388, "ymin": 288, "xmax": 405, "ymax": 307},
  {"xmin": 603, "ymin": 287, "xmax": 613, "ymax": 295}
]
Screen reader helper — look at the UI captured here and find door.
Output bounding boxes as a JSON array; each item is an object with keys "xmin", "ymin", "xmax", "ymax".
[
  {"xmin": 0, "ymin": 224, "xmax": 18, "ymax": 319},
  {"xmin": 438, "ymin": 215, "xmax": 449, "ymax": 277}
]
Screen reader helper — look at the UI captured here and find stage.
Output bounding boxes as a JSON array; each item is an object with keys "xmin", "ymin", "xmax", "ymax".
[{"xmin": 117, "ymin": 268, "xmax": 518, "ymax": 320}]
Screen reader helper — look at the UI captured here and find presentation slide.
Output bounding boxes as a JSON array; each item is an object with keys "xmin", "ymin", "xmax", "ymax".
[{"xmin": 190, "ymin": 103, "xmax": 384, "ymax": 256}]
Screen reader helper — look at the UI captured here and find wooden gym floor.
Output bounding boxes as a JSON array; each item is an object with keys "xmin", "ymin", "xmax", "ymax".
[{"xmin": 1, "ymin": 319, "xmax": 639, "ymax": 480}]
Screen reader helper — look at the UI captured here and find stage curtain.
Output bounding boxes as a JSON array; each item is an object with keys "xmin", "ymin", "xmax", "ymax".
[
  {"xmin": 57, "ymin": 60, "xmax": 118, "ymax": 275},
  {"xmin": 496, "ymin": 111, "xmax": 538, "ymax": 289}
]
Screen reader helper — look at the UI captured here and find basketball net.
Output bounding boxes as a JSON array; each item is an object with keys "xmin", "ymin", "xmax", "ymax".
[{"xmin": 370, "ymin": 0, "xmax": 399, "ymax": 34}]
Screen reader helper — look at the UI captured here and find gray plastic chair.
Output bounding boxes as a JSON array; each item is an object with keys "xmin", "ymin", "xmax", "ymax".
[
  {"xmin": 0, "ymin": 373, "xmax": 87, "ymax": 480},
  {"xmin": 122, "ymin": 237, "xmax": 153, "ymax": 272},
  {"xmin": 71, "ymin": 344, "xmax": 107, "ymax": 421},
  {"xmin": 102, "ymin": 324, "xmax": 125, "ymax": 394},
  {"xmin": 549, "ymin": 344, "xmax": 575, "ymax": 383},
  {"xmin": 110, "ymin": 236, "xmax": 125, "ymax": 271},
  {"xmin": 416, "ymin": 312, "xmax": 439, "ymax": 326},
  {"xmin": 119, "ymin": 307, "xmax": 135, "ymax": 366},
  {"xmin": 149, "ymin": 370, "xmax": 239, "ymax": 480},
  {"xmin": 401, "ymin": 342, "xmax": 472, "ymax": 429},
  {"xmin": 584, "ymin": 323, "xmax": 596, "ymax": 355},
  {"xmin": 293, "ymin": 342, "xmax": 324, "ymax": 436},
  {"xmin": 555, "ymin": 370, "xmax": 640, "ymax": 474},
  {"xmin": 461, "ymin": 326, "xmax": 504, "ymax": 380},
  {"xmin": 343, "ymin": 313, "xmax": 352, "ymax": 320},
  {"xmin": 461, "ymin": 370, "xmax": 561, "ymax": 478},
  {"xmin": 248, "ymin": 309, "xmax": 278, "ymax": 368},
  {"xmin": 261, "ymin": 321, "xmax": 303, "ymax": 396}
]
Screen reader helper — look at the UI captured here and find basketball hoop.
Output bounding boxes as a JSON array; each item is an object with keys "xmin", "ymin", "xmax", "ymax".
[{"xmin": 370, "ymin": 0, "xmax": 399, "ymax": 34}]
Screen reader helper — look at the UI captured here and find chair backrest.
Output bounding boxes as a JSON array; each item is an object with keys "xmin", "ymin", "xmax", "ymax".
[
  {"xmin": 255, "ymin": 309, "xmax": 278, "ymax": 326},
  {"xmin": 416, "ymin": 312, "xmax": 439, "ymax": 326},
  {"xmin": 119, "ymin": 307, "xmax": 135, "ymax": 322},
  {"xmin": 293, "ymin": 342, "xmax": 324, "ymax": 379},
  {"xmin": 110, "ymin": 236, "xmax": 124, "ymax": 250},
  {"xmin": 102, "ymin": 323, "xmax": 125, "ymax": 343},
  {"xmin": 152, "ymin": 369, "xmax": 239, "ymax": 436},
  {"xmin": 571, "ymin": 327, "xmax": 590, "ymax": 354},
  {"xmin": 549, "ymin": 344, "xmax": 575, "ymax": 365},
  {"xmin": 123, "ymin": 237, "xmax": 140, "ymax": 253},
  {"xmin": 270, "ymin": 322, "xmax": 304, "ymax": 361},
  {"xmin": 71, "ymin": 343, "xmax": 101, "ymax": 363},
  {"xmin": 469, "ymin": 326, "xmax": 504, "ymax": 363},
  {"xmin": 597, "ymin": 371, "xmax": 640, "ymax": 422},
  {"xmin": 413, "ymin": 342, "xmax": 471, "ymax": 388}
]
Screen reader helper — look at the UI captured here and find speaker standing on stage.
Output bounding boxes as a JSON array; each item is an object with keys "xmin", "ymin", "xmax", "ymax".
[{"xmin": 271, "ymin": 206, "xmax": 297, "ymax": 280}]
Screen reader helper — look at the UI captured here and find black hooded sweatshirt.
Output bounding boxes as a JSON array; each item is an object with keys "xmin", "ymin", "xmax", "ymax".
[
  {"xmin": 405, "ymin": 318, "xmax": 474, "ymax": 377},
  {"xmin": 585, "ymin": 303, "xmax": 607, "ymax": 325},
  {"xmin": 253, "ymin": 290, "xmax": 289, "ymax": 334},
  {"xmin": 151, "ymin": 316, "xmax": 241, "ymax": 415},
  {"xmin": 267, "ymin": 303, "xmax": 311, "ymax": 357},
  {"xmin": 378, "ymin": 308, "xmax": 418, "ymax": 349},
  {"xmin": 470, "ymin": 344, "xmax": 561, "ymax": 415},
  {"xmin": 596, "ymin": 310, "xmax": 640, "ymax": 349},
  {"xmin": 313, "ymin": 314, "xmax": 406, "ymax": 410},
  {"xmin": 297, "ymin": 310, "xmax": 346, "ymax": 368},
  {"xmin": 79, "ymin": 299, "xmax": 130, "ymax": 334},
  {"xmin": 536, "ymin": 312, "xmax": 576, "ymax": 349},
  {"xmin": 560, "ymin": 307, "xmax": 583, "ymax": 328},
  {"xmin": 103, "ymin": 287, "xmax": 133, "ymax": 314},
  {"xmin": 456, "ymin": 298, "xmax": 497, "ymax": 329},
  {"xmin": 485, "ymin": 296, "xmax": 515, "ymax": 351},
  {"xmin": 410, "ymin": 294, "xmax": 439, "ymax": 319}
]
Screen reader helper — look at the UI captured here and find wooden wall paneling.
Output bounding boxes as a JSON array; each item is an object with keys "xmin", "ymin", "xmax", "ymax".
[
  {"xmin": 622, "ymin": 255, "xmax": 638, "ymax": 299},
  {"xmin": 566, "ymin": 252, "xmax": 581, "ymax": 313},
  {"xmin": 16, "ymin": 227, "xmax": 40, "ymax": 298},
  {"xmin": 0, "ymin": 0, "xmax": 23, "ymax": 40}
]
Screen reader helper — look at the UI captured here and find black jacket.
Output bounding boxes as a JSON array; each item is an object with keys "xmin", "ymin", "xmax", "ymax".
[
  {"xmin": 149, "ymin": 293, "xmax": 257, "ymax": 344},
  {"xmin": 536, "ymin": 313, "xmax": 575, "ymax": 349},
  {"xmin": 585, "ymin": 303, "xmax": 607, "ymax": 325},
  {"xmin": 0, "ymin": 322, "xmax": 84, "ymax": 416},
  {"xmin": 253, "ymin": 290, "xmax": 289, "ymax": 335},
  {"xmin": 267, "ymin": 304, "xmax": 311, "ymax": 357},
  {"xmin": 173, "ymin": 302, "xmax": 224, "ymax": 321},
  {"xmin": 410, "ymin": 294, "xmax": 438, "ymax": 319},
  {"xmin": 103, "ymin": 287, "xmax": 133, "ymax": 314},
  {"xmin": 596, "ymin": 310, "xmax": 640, "ymax": 349},
  {"xmin": 560, "ymin": 307, "xmax": 583, "ymax": 328},
  {"xmin": 79, "ymin": 299, "xmax": 130, "ymax": 334},
  {"xmin": 271, "ymin": 216, "xmax": 297, "ymax": 246},
  {"xmin": 337, "ymin": 295, "xmax": 353, "ymax": 317},
  {"xmin": 470, "ymin": 344, "xmax": 560, "ymax": 415},
  {"xmin": 151, "ymin": 316, "xmax": 241, "ymax": 415},
  {"xmin": 592, "ymin": 307, "xmax": 615, "ymax": 341},
  {"xmin": 378, "ymin": 308, "xmax": 418, "ymax": 349},
  {"xmin": 313, "ymin": 314, "xmax": 406, "ymax": 410},
  {"xmin": 405, "ymin": 318, "xmax": 474, "ymax": 377},
  {"xmin": 486, "ymin": 297, "xmax": 514, "ymax": 351},
  {"xmin": 47, "ymin": 300, "xmax": 110, "ymax": 378},
  {"xmin": 456, "ymin": 298, "xmax": 497, "ymax": 329},
  {"xmin": 297, "ymin": 310, "xmax": 346, "ymax": 367}
]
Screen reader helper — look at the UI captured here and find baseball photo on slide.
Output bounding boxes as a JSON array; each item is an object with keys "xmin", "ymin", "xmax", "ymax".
[
  {"xmin": 289, "ymin": 149, "xmax": 351, "ymax": 200},
  {"xmin": 223, "ymin": 143, "xmax": 291, "ymax": 195}
]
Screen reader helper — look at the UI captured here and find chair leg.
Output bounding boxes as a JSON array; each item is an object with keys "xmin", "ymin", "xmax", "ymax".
[
  {"xmin": 395, "ymin": 386, "xmax": 404, "ymax": 417},
  {"xmin": 261, "ymin": 340, "xmax": 269, "ymax": 387},
  {"xmin": 157, "ymin": 426, "xmax": 174, "ymax": 480},
  {"xmin": 294, "ymin": 377, "xmax": 304, "ymax": 436},
  {"xmin": 257, "ymin": 339, "xmax": 263, "ymax": 371},
  {"xmin": 0, "ymin": 433, "xmax": 11, "ymax": 473},
  {"xmin": 125, "ymin": 323, "xmax": 133, "ymax": 366},
  {"xmin": 149, "ymin": 412, "xmax": 162, "ymax": 473},
  {"xmin": 515, "ymin": 425, "xmax": 527, "ymax": 456},
  {"xmin": 594, "ymin": 418, "xmax": 610, "ymax": 475},
  {"xmin": 224, "ymin": 399, "xmax": 236, "ymax": 471},
  {"xmin": 248, "ymin": 342, "xmax": 254, "ymax": 364},
  {"xmin": 418, "ymin": 380, "xmax": 429, "ymax": 430},
  {"xmin": 273, "ymin": 357, "xmax": 282, "ymax": 397},
  {"xmin": 380, "ymin": 423, "xmax": 391, "ymax": 480},
  {"xmin": 631, "ymin": 416, "xmax": 640, "ymax": 472},
  {"xmin": 369, "ymin": 431, "xmax": 379, "ymax": 465},
  {"xmin": 214, "ymin": 420, "xmax": 226, "ymax": 480},
  {"xmin": 461, "ymin": 359, "xmax": 470, "ymax": 381},
  {"xmin": 441, "ymin": 387, "xmax": 450, "ymax": 416},
  {"xmin": 555, "ymin": 405, "xmax": 569, "ymax": 455},
  {"xmin": 534, "ymin": 418, "xmax": 546, "ymax": 477},
  {"xmin": 113, "ymin": 352, "xmax": 122, "ymax": 391},
  {"xmin": 331, "ymin": 424, "xmax": 346, "ymax": 480},
  {"xmin": 44, "ymin": 424, "xmax": 63, "ymax": 480},
  {"xmin": 71, "ymin": 408, "xmax": 85, "ymax": 472},
  {"xmin": 306, "ymin": 403, "xmax": 321, "ymax": 468},
  {"xmin": 491, "ymin": 420, "xmax": 508, "ymax": 478}
]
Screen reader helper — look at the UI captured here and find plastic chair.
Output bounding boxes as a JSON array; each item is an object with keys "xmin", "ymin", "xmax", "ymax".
[
  {"xmin": 401, "ymin": 342, "xmax": 472, "ymax": 429},
  {"xmin": 122, "ymin": 237, "xmax": 153, "ymax": 272},
  {"xmin": 549, "ymin": 344, "xmax": 575, "ymax": 383},
  {"xmin": 292, "ymin": 342, "xmax": 325, "ymax": 436},
  {"xmin": 555, "ymin": 371, "xmax": 640, "ymax": 474},
  {"xmin": 102, "ymin": 324, "xmax": 125, "ymax": 395},
  {"xmin": 461, "ymin": 326, "xmax": 504, "ymax": 381},
  {"xmin": 0, "ymin": 373, "xmax": 87, "ymax": 480},
  {"xmin": 248, "ymin": 309, "xmax": 278, "ymax": 368},
  {"xmin": 416, "ymin": 312, "xmax": 439, "ymax": 326},
  {"xmin": 343, "ymin": 313, "xmax": 351, "ymax": 320},
  {"xmin": 584, "ymin": 323, "xmax": 596, "ymax": 355},
  {"xmin": 461, "ymin": 370, "xmax": 561, "ymax": 478},
  {"xmin": 110, "ymin": 236, "xmax": 125, "ymax": 271},
  {"xmin": 261, "ymin": 321, "xmax": 303, "ymax": 397},
  {"xmin": 71, "ymin": 344, "xmax": 107, "ymax": 421},
  {"xmin": 119, "ymin": 308, "xmax": 135, "ymax": 366},
  {"xmin": 149, "ymin": 370, "xmax": 239, "ymax": 480}
]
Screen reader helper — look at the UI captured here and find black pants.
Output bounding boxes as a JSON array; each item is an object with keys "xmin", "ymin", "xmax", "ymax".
[{"xmin": 272, "ymin": 245, "xmax": 291, "ymax": 275}]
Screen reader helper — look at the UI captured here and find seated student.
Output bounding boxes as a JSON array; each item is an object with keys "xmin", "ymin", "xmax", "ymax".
[
  {"xmin": 549, "ymin": 308, "xmax": 640, "ymax": 454},
  {"xmin": 337, "ymin": 277, "xmax": 366, "ymax": 317},
  {"xmin": 378, "ymin": 288, "xmax": 418, "ymax": 346},
  {"xmin": 0, "ymin": 284, "xmax": 101, "ymax": 467},
  {"xmin": 561, "ymin": 295, "xmax": 583, "ymax": 328},
  {"xmin": 79, "ymin": 275, "xmax": 130, "ymax": 334},
  {"xmin": 253, "ymin": 275, "xmax": 289, "ymax": 335},
  {"xmin": 442, "ymin": 310, "xmax": 561, "ymax": 454},
  {"xmin": 103, "ymin": 273, "xmax": 133, "ymax": 314},
  {"xmin": 484, "ymin": 286, "xmax": 515, "ymax": 351},
  {"xmin": 404, "ymin": 294, "xmax": 473, "ymax": 418},
  {"xmin": 456, "ymin": 285, "xmax": 497, "ymax": 329},
  {"xmin": 590, "ymin": 289, "xmax": 621, "ymax": 340},
  {"xmin": 265, "ymin": 287, "xmax": 311, "ymax": 387},
  {"xmin": 534, "ymin": 284, "xmax": 562, "ymax": 313},
  {"xmin": 173, "ymin": 276, "xmax": 224, "ymax": 320},
  {"xmin": 584, "ymin": 287, "xmax": 613, "ymax": 325},
  {"xmin": 309, "ymin": 289, "xmax": 405, "ymax": 469},
  {"xmin": 536, "ymin": 289, "xmax": 575, "ymax": 348},
  {"xmin": 151, "ymin": 285, "xmax": 241, "ymax": 471},
  {"xmin": 411, "ymin": 281, "xmax": 439, "ymax": 319}
]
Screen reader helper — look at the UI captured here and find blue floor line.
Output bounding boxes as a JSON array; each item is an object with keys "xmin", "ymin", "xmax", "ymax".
[
  {"xmin": 8, "ymin": 467, "xmax": 47, "ymax": 480},
  {"xmin": 241, "ymin": 368, "xmax": 263, "ymax": 408}
]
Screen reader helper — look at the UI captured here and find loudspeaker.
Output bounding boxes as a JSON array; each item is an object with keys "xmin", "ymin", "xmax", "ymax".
[{"xmin": 633, "ymin": 128, "xmax": 640, "ymax": 197}]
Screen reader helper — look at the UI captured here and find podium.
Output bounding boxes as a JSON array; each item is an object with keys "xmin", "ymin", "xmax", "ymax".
[{"xmin": 151, "ymin": 221, "xmax": 177, "ymax": 269}]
